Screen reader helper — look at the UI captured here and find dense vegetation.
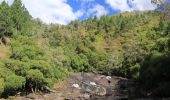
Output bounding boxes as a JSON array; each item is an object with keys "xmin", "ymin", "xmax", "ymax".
[{"xmin": 0, "ymin": 0, "xmax": 169, "ymax": 98}]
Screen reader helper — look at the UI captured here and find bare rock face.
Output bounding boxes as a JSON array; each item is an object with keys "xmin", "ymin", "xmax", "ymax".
[
  {"xmin": 81, "ymin": 82, "xmax": 106, "ymax": 96},
  {"xmin": 83, "ymin": 93, "xmax": 90, "ymax": 99},
  {"xmin": 9, "ymin": 73, "xmax": 134, "ymax": 100}
]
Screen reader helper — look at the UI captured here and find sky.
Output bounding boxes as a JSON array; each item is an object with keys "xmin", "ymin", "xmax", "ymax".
[{"xmin": 0, "ymin": 0, "xmax": 156, "ymax": 25}]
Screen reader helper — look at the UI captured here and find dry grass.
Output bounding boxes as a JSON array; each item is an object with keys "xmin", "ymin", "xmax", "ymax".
[{"xmin": 0, "ymin": 45, "xmax": 10, "ymax": 59}]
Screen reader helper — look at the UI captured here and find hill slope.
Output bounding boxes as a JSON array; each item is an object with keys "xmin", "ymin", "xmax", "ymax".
[{"xmin": 0, "ymin": 0, "xmax": 170, "ymax": 98}]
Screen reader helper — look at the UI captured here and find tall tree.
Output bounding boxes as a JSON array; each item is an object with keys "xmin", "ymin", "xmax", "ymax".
[
  {"xmin": 11, "ymin": 0, "xmax": 32, "ymax": 33},
  {"xmin": 0, "ymin": 1, "xmax": 12, "ymax": 37},
  {"xmin": 151, "ymin": 0, "xmax": 170, "ymax": 13}
]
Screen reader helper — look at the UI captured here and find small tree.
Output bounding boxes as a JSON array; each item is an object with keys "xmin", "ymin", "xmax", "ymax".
[
  {"xmin": 26, "ymin": 69, "xmax": 45, "ymax": 93},
  {"xmin": 4, "ymin": 75, "xmax": 25, "ymax": 96}
]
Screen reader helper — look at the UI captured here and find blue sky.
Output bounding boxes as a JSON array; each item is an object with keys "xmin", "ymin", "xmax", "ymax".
[{"xmin": 0, "ymin": 0, "xmax": 156, "ymax": 24}]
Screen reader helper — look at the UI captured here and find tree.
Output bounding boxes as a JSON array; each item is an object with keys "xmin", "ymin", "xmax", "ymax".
[
  {"xmin": 11, "ymin": 0, "xmax": 32, "ymax": 33},
  {"xmin": 0, "ymin": 64, "xmax": 26, "ymax": 97},
  {"xmin": 151, "ymin": 0, "xmax": 164, "ymax": 6},
  {"xmin": 0, "ymin": 1, "xmax": 12, "ymax": 36},
  {"xmin": 152, "ymin": 0, "xmax": 170, "ymax": 16},
  {"xmin": 0, "ymin": 1, "xmax": 13, "ymax": 45},
  {"xmin": 26, "ymin": 69, "xmax": 45, "ymax": 93},
  {"xmin": 4, "ymin": 75, "xmax": 25, "ymax": 96}
]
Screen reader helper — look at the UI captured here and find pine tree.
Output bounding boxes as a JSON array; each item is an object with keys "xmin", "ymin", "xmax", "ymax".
[
  {"xmin": 0, "ymin": 1, "xmax": 12, "ymax": 37},
  {"xmin": 11, "ymin": 0, "xmax": 32, "ymax": 33}
]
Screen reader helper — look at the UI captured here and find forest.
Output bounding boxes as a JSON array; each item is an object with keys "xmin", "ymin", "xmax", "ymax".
[{"xmin": 0, "ymin": 0, "xmax": 170, "ymax": 98}]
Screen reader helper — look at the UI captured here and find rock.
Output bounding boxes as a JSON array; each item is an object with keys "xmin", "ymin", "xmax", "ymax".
[
  {"xmin": 26, "ymin": 94, "xmax": 35, "ymax": 99},
  {"xmin": 44, "ymin": 86, "xmax": 55, "ymax": 93},
  {"xmin": 90, "ymin": 82, "xmax": 96, "ymax": 86},
  {"xmin": 106, "ymin": 76, "xmax": 111, "ymax": 80},
  {"xmin": 72, "ymin": 84, "xmax": 81, "ymax": 89},
  {"xmin": 81, "ymin": 81, "xmax": 106, "ymax": 96},
  {"xmin": 83, "ymin": 93, "xmax": 90, "ymax": 99}
]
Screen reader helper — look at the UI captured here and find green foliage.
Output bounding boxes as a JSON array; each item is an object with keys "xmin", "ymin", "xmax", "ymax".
[
  {"xmin": 139, "ymin": 38, "xmax": 170, "ymax": 85},
  {"xmin": 69, "ymin": 53, "xmax": 91, "ymax": 72},
  {"xmin": 10, "ymin": 44, "xmax": 45, "ymax": 61},
  {"xmin": 0, "ymin": 63, "xmax": 14, "ymax": 79},
  {"xmin": 11, "ymin": 0, "xmax": 32, "ymax": 33},
  {"xmin": 0, "ymin": 0, "xmax": 33, "ymax": 37},
  {"xmin": 0, "ymin": 62, "xmax": 25, "ymax": 96},
  {"xmin": 0, "ymin": 1, "xmax": 169, "ymax": 97},
  {"xmin": 5, "ymin": 59, "xmax": 30, "ymax": 76},
  {"xmin": 49, "ymin": 32, "xmax": 64, "ymax": 46},
  {"xmin": 4, "ymin": 75, "xmax": 25, "ymax": 94},
  {"xmin": 0, "ymin": 34, "xmax": 68, "ymax": 96},
  {"xmin": 26, "ymin": 69, "xmax": 45, "ymax": 87},
  {"xmin": 44, "ymin": 11, "xmax": 170, "ymax": 82},
  {"xmin": 0, "ymin": 1, "xmax": 12, "ymax": 37},
  {"xmin": 0, "ymin": 78, "xmax": 4, "ymax": 97}
]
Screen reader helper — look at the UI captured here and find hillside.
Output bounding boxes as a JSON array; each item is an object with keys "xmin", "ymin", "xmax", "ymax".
[{"xmin": 0, "ymin": 0, "xmax": 170, "ymax": 99}]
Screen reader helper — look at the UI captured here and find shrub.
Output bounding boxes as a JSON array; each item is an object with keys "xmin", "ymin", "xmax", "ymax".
[
  {"xmin": 4, "ymin": 75, "xmax": 25, "ymax": 96},
  {"xmin": 26, "ymin": 69, "xmax": 45, "ymax": 91},
  {"xmin": 0, "ymin": 78, "xmax": 4, "ymax": 97}
]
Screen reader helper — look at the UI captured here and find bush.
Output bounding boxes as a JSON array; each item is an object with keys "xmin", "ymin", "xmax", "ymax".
[
  {"xmin": 10, "ymin": 45, "xmax": 45, "ymax": 61},
  {"xmin": 0, "ymin": 65, "xmax": 14, "ymax": 80},
  {"xmin": 0, "ymin": 78, "xmax": 4, "ymax": 97},
  {"xmin": 0, "ymin": 65, "xmax": 26, "ymax": 96},
  {"xmin": 139, "ymin": 52, "xmax": 170, "ymax": 86},
  {"xmin": 4, "ymin": 75, "xmax": 25, "ymax": 96},
  {"xmin": 4, "ymin": 59, "xmax": 30, "ymax": 76},
  {"xmin": 29, "ymin": 60, "xmax": 55, "ymax": 78},
  {"xmin": 26, "ymin": 69, "xmax": 46, "ymax": 91}
]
